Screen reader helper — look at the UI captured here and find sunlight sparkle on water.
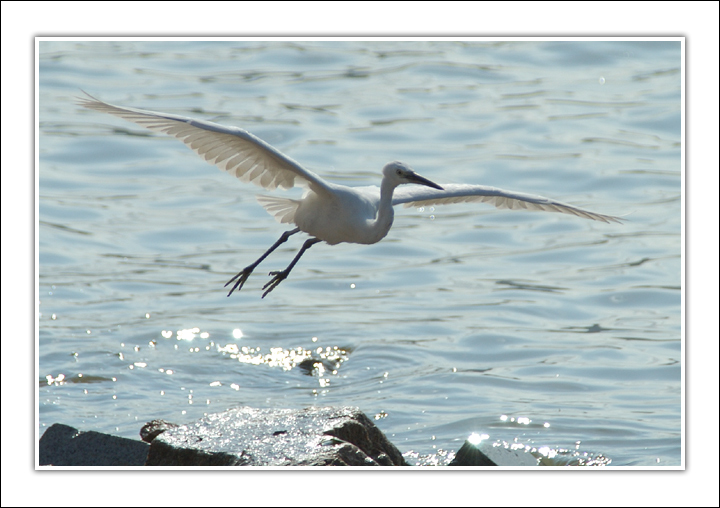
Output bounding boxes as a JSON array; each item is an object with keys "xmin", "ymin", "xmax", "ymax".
[
  {"xmin": 215, "ymin": 340, "xmax": 348, "ymax": 388},
  {"xmin": 45, "ymin": 373, "xmax": 66, "ymax": 386},
  {"xmin": 538, "ymin": 446, "xmax": 557, "ymax": 459},
  {"xmin": 175, "ymin": 327, "xmax": 201, "ymax": 341},
  {"xmin": 500, "ymin": 414, "xmax": 532, "ymax": 425},
  {"xmin": 468, "ymin": 433, "xmax": 489, "ymax": 445}
]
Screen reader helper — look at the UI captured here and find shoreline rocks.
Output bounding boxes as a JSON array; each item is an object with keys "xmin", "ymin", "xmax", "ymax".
[{"xmin": 39, "ymin": 406, "xmax": 540, "ymax": 467}]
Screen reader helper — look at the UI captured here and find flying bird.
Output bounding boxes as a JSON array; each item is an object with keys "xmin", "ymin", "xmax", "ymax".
[{"xmin": 78, "ymin": 92, "xmax": 622, "ymax": 298}]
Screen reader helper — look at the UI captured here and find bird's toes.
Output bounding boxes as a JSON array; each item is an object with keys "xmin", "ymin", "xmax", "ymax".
[
  {"xmin": 261, "ymin": 280, "xmax": 280, "ymax": 298},
  {"xmin": 225, "ymin": 274, "xmax": 240, "ymax": 288},
  {"xmin": 263, "ymin": 272, "xmax": 286, "ymax": 288},
  {"xmin": 261, "ymin": 271, "xmax": 289, "ymax": 298},
  {"xmin": 225, "ymin": 270, "xmax": 252, "ymax": 296}
]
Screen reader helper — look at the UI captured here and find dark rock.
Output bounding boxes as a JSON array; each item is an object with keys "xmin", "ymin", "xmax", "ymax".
[
  {"xmin": 39, "ymin": 423, "xmax": 149, "ymax": 466},
  {"xmin": 449, "ymin": 439, "xmax": 498, "ymax": 466},
  {"xmin": 140, "ymin": 419, "xmax": 179, "ymax": 443},
  {"xmin": 296, "ymin": 355, "xmax": 338, "ymax": 375},
  {"xmin": 449, "ymin": 437, "xmax": 539, "ymax": 466},
  {"xmin": 145, "ymin": 406, "xmax": 407, "ymax": 466}
]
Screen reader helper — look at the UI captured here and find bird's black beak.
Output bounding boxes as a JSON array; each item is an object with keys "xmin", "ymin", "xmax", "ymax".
[
  {"xmin": 408, "ymin": 173, "xmax": 445, "ymax": 190},
  {"xmin": 408, "ymin": 172, "xmax": 444, "ymax": 191}
]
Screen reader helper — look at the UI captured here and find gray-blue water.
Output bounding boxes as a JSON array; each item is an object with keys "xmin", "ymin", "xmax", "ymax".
[{"xmin": 38, "ymin": 40, "xmax": 682, "ymax": 466}]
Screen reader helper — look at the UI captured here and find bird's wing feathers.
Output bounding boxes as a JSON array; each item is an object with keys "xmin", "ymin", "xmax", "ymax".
[
  {"xmin": 255, "ymin": 195, "xmax": 301, "ymax": 224},
  {"xmin": 392, "ymin": 183, "xmax": 622, "ymax": 224},
  {"xmin": 77, "ymin": 92, "xmax": 330, "ymax": 193},
  {"xmin": 79, "ymin": 94, "xmax": 621, "ymax": 225}
]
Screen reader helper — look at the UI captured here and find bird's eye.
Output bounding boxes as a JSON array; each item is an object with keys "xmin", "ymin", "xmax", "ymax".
[{"xmin": 396, "ymin": 169, "xmax": 402, "ymax": 176}]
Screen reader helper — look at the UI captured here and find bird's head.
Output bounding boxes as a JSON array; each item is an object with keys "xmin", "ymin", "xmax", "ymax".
[{"xmin": 382, "ymin": 161, "xmax": 443, "ymax": 190}]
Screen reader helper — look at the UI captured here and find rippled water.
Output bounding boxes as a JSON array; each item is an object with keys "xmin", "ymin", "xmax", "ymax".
[{"xmin": 38, "ymin": 40, "xmax": 682, "ymax": 466}]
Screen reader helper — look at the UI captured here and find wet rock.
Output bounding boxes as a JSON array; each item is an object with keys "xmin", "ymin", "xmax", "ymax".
[
  {"xmin": 140, "ymin": 419, "xmax": 179, "ymax": 443},
  {"xmin": 39, "ymin": 423, "xmax": 149, "ymax": 466},
  {"xmin": 145, "ymin": 406, "xmax": 407, "ymax": 466},
  {"xmin": 449, "ymin": 437, "xmax": 539, "ymax": 466}
]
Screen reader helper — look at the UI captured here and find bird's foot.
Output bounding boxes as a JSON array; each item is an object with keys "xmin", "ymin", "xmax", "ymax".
[
  {"xmin": 261, "ymin": 270, "xmax": 289, "ymax": 299},
  {"xmin": 224, "ymin": 268, "xmax": 253, "ymax": 297}
]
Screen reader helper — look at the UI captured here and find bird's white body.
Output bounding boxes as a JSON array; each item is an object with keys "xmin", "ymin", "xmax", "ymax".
[
  {"xmin": 289, "ymin": 185, "xmax": 391, "ymax": 246},
  {"xmin": 78, "ymin": 92, "xmax": 621, "ymax": 297},
  {"xmin": 259, "ymin": 174, "xmax": 410, "ymax": 246}
]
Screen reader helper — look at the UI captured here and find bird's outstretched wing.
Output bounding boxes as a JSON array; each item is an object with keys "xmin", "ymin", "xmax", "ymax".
[
  {"xmin": 77, "ymin": 92, "xmax": 331, "ymax": 194},
  {"xmin": 392, "ymin": 183, "xmax": 622, "ymax": 224}
]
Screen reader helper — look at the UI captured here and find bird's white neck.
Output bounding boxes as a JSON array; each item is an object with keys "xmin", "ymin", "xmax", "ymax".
[{"xmin": 365, "ymin": 177, "xmax": 397, "ymax": 244}]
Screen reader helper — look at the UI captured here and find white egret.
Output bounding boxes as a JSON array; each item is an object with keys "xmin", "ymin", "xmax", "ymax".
[{"xmin": 78, "ymin": 92, "xmax": 622, "ymax": 298}]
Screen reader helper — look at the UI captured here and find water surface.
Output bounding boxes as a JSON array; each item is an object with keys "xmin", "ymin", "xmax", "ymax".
[{"xmin": 38, "ymin": 40, "xmax": 682, "ymax": 466}]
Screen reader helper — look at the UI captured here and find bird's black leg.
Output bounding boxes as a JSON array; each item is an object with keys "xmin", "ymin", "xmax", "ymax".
[
  {"xmin": 261, "ymin": 237, "xmax": 322, "ymax": 298},
  {"xmin": 225, "ymin": 228, "xmax": 300, "ymax": 297}
]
